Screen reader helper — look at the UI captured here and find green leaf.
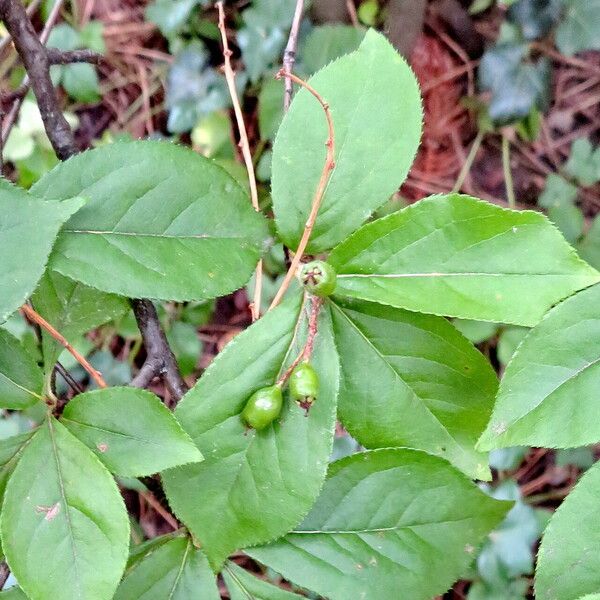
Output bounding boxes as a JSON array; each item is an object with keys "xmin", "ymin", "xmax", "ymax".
[
  {"xmin": 248, "ymin": 448, "xmax": 512, "ymax": 600},
  {"xmin": 536, "ymin": 460, "xmax": 600, "ymax": 599},
  {"xmin": 145, "ymin": 0, "xmax": 200, "ymax": 37},
  {"xmin": 163, "ymin": 293, "xmax": 339, "ymax": 570},
  {"xmin": 548, "ymin": 204, "xmax": 584, "ymax": 245},
  {"xmin": 496, "ymin": 325, "xmax": 529, "ymax": 366},
  {"xmin": 0, "ymin": 180, "xmax": 84, "ymax": 322},
  {"xmin": 578, "ymin": 215, "xmax": 600, "ymax": 270},
  {"xmin": 272, "ymin": 29, "xmax": 422, "ymax": 253},
  {"xmin": 301, "ymin": 25, "xmax": 366, "ymax": 74},
  {"xmin": 556, "ymin": 447, "xmax": 595, "ymax": 469},
  {"xmin": 479, "ymin": 43, "xmax": 550, "ymax": 124},
  {"xmin": 166, "ymin": 321, "xmax": 201, "ymax": 377},
  {"xmin": 329, "ymin": 194, "xmax": 600, "ymax": 326},
  {"xmin": 0, "ymin": 430, "xmax": 36, "ymax": 503},
  {"xmin": 61, "ymin": 387, "xmax": 203, "ymax": 476},
  {"xmin": 1, "ymin": 418, "xmax": 129, "ymax": 600},
  {"xmin": 330, "ymin": 298, "xmax": 497, "ymax": 479},
  {"xmin": 258, "ymin": 77, "xmax": 284, "ymax": 141},
  {"xmin": 31, "ymin": 140, "xmax": 268, "ymax": 301},
  {"xmin": 114, "ymin": 535, "xmax": 219, "ymax": 599},
  {"xmin": 556, "ymin": 0, "xmax": 600, "ymax": 55},
  {"xmin": 453, "ymin": 319, "xmax": 499, "ymax": 344},
  {"xmin": 224, "ymin": 561, "xmax": 304, "ymax": 600},
  {"xmin": 538, "ymin": 173, "xmax": 578, "ymax": 209},
  {"xmin": 62, "ymin": 63, "xmax": 100, "ymax": 103},
  {"xmin": 565, "ymin": 138, "xmax": 600, "ymax": 187},
  {"xmin": 0, "ymin": 329, "xmax": 43, "ymax": 410},
  {"xmin": 0, "ymin": 589, "xmax": 28, "ymax": 599},
  {"xmin": 478, "ymin": 283, "xmax": 600, "ymax": 450},
  {"xmin": 31, "ymin": 270, "xmax": 128, "ymax": 372}
]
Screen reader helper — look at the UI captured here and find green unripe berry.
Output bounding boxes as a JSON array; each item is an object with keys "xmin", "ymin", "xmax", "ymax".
[
  {"xmin": 241, "ymin": 385, "xmax": 283, "ymax": 430},
  {"xmin": 289, "ymin": 361, "xmax": 319, "ymax": 411},
  {"xmin": 299, "ymin": 260, "xmax": 337, "ymax": 297}
]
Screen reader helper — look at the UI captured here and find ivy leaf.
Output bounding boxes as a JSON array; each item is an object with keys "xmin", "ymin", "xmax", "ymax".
[
  {"xmin": 238, "ymin": 0, "xmax": 298, "ymax": 82},
  {"xmin": 300, "ymin": 25, "xmax": 366, "ymax": 74},
  {"xmin": 330, "ymin": 298, "xmax": 497, "ymax": 480},
  {"xmin": 478, "ymin": 283, "xmax": 600, "ymax": 450},
  {"xmin": 1, "ymin": 418, "xmax": 130, "ymax": 600},
  {"xmin": 61, "ymin": 387, "xmax": 203, "ymax": 477},
  {"xmin": 223, "ymin": 561, "xmax": 305, "ymax": 600},
  {"xmin": 507, "ymin": 0, "xmax": 562, "ymax": 40},
  {"xmin": 272, "ymin": 29, "xmax": 422, "ymax": 253},
  {"xmin": 0, "ymin": 430, "xmax": 36, "ymax": 503},
  {"xmin": 163, "ymin": 294, "xmax": 339, "ymax": 570},
  {"xmin": 248, "ymin": 449, "xmax": 512, "ymax": 600},
  {"xmin": 114, "ymin": 535, "xmax": 219, "ymax": 599},
  {"xmin": 31, "ymin": 141, "xmax": 269, "ymax": 302},
  {"xmin": 31, "ymin": 270, "xmax": 129, "ymax": 372},
  {"xmin": 556, "ymin": 0, "xmax": 600, "ymax": 55},
  {"xmin": 0, "ymin": 179, "xmax": 84, "ymax": 322},
  {"xmin": 538, "ymin": 174, "xmax": 578, "ymax": 209},
  {"xmin": 536, "ymin": 460, "xmax": 600, "ymax": 599},
  {"xmin": 329, "ymin": 194, "xmax": 600, "ymax": 326},
  {"xmin": 166, "ymin": 42, "xmax": 233, "ymax": 134},
  {"xmin": 0, "ymin": 329, "xmax": 43, "ymax": 410},
  {"xmin": 478, "ymin": 43, "xmax": 550, "ymax": 124},
  {"xmin": 145, "ymin": 0, "xmax": 202, "ymax": 37}
]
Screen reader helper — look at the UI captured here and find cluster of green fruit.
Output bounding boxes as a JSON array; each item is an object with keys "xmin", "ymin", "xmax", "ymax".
[{"xmin": 241, "ymin": 260, "xmax": 337, "ymax": 430}]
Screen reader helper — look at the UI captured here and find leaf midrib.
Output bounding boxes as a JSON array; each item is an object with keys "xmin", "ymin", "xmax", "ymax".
[{"xmin": 64, "ymin": 229, "xmax": 252, "ymax": 241}]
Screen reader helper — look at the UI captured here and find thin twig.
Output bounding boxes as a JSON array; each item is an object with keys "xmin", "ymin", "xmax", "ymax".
[
  {"xmin": 283, "ymin": 0, "xmax": 304, "ymax": 111},
  {"xmin": 346, "ymin": 0, "xmax": 360, "ymax": 27},
  {"xmin": 277, "ymin": 295, "xmax": 322, "ymax": 386},
  {"xmin": 216, "ymin": 1, "xmax": 263, "ymax": 322},
  {"xmin": 269, "ymin": 70, "xmax": 336, "ymax": 311},
  {"xmin": 21, "ymin": 304, "xmax": 107, "ymax": 389},
  {"xmin": 139, "ymin": 490, "xmax": 179, "ymax": 531},
  {"xmin": 501, "ymin": 134, "xmax": 516, "ymax": 209},
  {"xmin": 54, "ymin": 361, "xmax": 85, "ymax": 394},
  {"xmin": 453, "ymin": 129, "xmax": 484, "ymax": 193}
]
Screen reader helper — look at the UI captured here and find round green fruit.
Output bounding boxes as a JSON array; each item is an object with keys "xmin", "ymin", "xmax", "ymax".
[
  {"xmin": 241, "ymin": 385, "xmax": 283, "ymax": 430},
  {"xmin": 299, "ymin": 260, "xmax": 337, "ymax": 297},
  {"xmin": 289, "ymin": 361, "xmax": 319, "ymax": 410}
]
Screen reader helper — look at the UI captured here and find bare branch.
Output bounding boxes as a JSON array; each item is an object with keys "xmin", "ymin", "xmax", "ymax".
[
  {"xmin": 216, "ymin": 1, "xmax": 263, "ymax": 322},
  {"xmin": 269, "ymin": 70, "xmax": 336, "ymax": 310},
  {"xmin": 0, "ymin": 0, "xmax": 75, "ymax": 159},
  {"xmin": 283, "ymin": 0, "xmax": 304, "ymax": 111},
  {"xmin": 46, "ymin": 47, "xmax": 103, "ymax": 65},
  {"xmin": 130, "ymin": 299, "xmax": 188, "ymax": 403}
]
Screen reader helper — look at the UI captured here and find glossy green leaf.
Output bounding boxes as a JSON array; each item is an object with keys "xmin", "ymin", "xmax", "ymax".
[
  {"xmin": 0, "ymin": 589, "xmax": 28, "ymax": 599},
  {"xmin": 0, "ymin": 430, "xmax": 35, "ymax": 502},
  {"xmin": 163, "ymin": 294, "xmax": 339, "ymax": 570},
  {"xmin": 114, "ymin": 535, "xmax": 219, "ymax": 599},
  {"xmin": 536, "ymin": 460, "xmax": 600, "ymax": 599},
  {"xmin": 301, "ymin": 25, "xmax": 366, "ymax": 74},
  {"xmin": 224, "ymin": 561, "xmax": 304, "ymax": 600},
  {"xmin": 62, "ymin": 387, "xmax": 203, "ymax": 476},
  {"xmin": 479, "ymin": 284, "xmax": 600, "ymax": 449},
  {"xmin": 0, "ymin": 180, "xmax": 84, "ymax": 322},
  {"xmin": 31, "ymin": 141, "xmax": 268, "ymax": 301},
  {"xmin": 453, "ymin": 319, "xmax": 499, "ymax": 344},
  {"xmin": 329, "ymin": 194, "xmax": 600, "ymax": 326},
  {"xmin": 248, "ymin": 449, "xmax": 512, "ymax": 600},
  {"xmin": 32, "ymin": 270, "xmax": 128, "ymax": 371},
  {"xmin": 272, "ymin": 29, "xmax": 422, "ymax": 253},
  {"xmin": 0, "ymin": 329, "xmax": 43, "ymax": 410},
  {"xmin": 556, "ymin": 0, "xmax": 600, "ymax": 55},
  {"xmin": 1, "ymin": 418, "xmax": 129, "ymax": 600},
  {"xmin": 330, "ymin": 298, "xmax": 497, "ymax": 479}
]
